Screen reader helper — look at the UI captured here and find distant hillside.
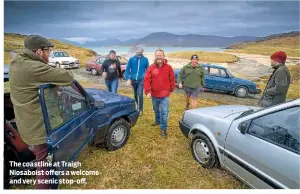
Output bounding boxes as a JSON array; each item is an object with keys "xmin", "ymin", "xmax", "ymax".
[
  {"xmin": 4, "ymin": 33, "xmax": 97, "ymax": 65},
  {"xmin": 65, "ymin": 32, "xmax": 259, "ymax": 47},
  {"xmin": 226, "ymin": 31, "xmax": 300, "ymax": 57},
  {"xmin": 133, "ymin": 32, "xmax": 259, "ymax": 47}
]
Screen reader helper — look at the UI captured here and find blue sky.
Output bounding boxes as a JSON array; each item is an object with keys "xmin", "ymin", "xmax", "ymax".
[{"xmin": 4, "ymin": 0, "xmax": 300, "ymax": 44}]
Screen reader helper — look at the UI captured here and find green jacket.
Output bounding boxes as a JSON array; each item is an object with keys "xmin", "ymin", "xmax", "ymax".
[
  {"xmin": 258, "ymin": 64, "xmax": 291, "ymax": 107},
  {"xmin": 9, "ymin": 49, "xmax": 74, "ymax": 145},
  {"xmin": 178, "ymin": 63, "xmax": 205, "ymax": 88}
]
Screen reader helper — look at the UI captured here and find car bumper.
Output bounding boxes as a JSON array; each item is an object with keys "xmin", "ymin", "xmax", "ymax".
[
  {"xmin": 179, "ymin": 120, "xmax": 190, "ymax": 138},
  {"xmin": 61, "ymin": 64, "xmax": 80, "ymax": 69},
  {"xmin": 128, "ymin": 110, "xmax": 139, "ymax": 127},
  {"xmin": 250, "ymin": 89, "xmax": 261, "ymax": 94}
]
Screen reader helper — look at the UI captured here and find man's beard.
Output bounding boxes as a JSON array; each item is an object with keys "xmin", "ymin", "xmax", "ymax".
[
  {"xmin": 41, "ymin": 53, "xmax": 49, "ymax": 62},
  {"xmin": 155, "ymin": 58, "xmax": 163, "ymax": 64}
]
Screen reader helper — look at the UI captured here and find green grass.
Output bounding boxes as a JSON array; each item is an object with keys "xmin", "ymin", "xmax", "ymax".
[
  {"xmin": 226, "ymin": 46, "xmax": 300, "ymax": 58},
  {"xmin": 167, "ymin": 51, "xmax": 239, "ymax": 63},
  {"xmin": 4, "ymin": 33, "xmax": 97, "ymax": 66},
  {"xmin": 10, "ymin": 82, "xmax": 246, "ymax": 189},
  {"xmin": 226, "ymin": 35, "xmax": 300, "ymax": 57}
]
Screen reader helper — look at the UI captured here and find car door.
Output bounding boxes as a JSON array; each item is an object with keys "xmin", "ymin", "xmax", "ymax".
[
  {"xmin": 39, "ymin": 81, "xmax": 97, "ymax": 168},
  {"xmin": 208, "ymin": 67, "xmax": 231, "ymax": 91},
  {"xmin": 203, "ymin": 66, "xmax": 209, "ymax": 88},
  {"xmin": 223, "ymin": 106, "xmax": 300, "ymax": 188}
]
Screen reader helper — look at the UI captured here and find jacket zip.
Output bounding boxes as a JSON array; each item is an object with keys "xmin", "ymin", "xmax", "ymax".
[{"xmin": 136, "ymin": 57, "xmax": 140, "ymax": 80}]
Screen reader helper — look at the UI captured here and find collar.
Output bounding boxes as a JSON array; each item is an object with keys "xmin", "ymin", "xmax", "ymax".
[
  {"xmin": 21, "ymin": 49, "xmax": 48, "ymax": 64},
  {"xmin": 188, "ymin": 62, "xmax": 200, "ymax": 68}
]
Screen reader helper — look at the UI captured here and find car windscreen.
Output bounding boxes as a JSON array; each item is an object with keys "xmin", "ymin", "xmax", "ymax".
[
  {"xmin": 54, "ymin": 52, "xmax": 70, "ymax": 57},
  {"xmin": 234, "ymin": 99, "xmax": 298, "ymax": 120}
]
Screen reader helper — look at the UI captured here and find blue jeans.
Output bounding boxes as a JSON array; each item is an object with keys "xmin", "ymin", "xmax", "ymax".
[
  {"xmin": 152, "ymin": 97, "xmax": 169, "ymax": 131},
  {"xmin": 105, "ymin": 78, "xmax": 119, "ymax": 93},
  {"xmin": 132, "ymin": 80, "xmax": 144, "ymax": 111}
]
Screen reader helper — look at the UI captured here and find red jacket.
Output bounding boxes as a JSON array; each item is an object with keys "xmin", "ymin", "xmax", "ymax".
[{"xmin": 144, "ymin": 59, "xmax": 175, "ymax": 98}]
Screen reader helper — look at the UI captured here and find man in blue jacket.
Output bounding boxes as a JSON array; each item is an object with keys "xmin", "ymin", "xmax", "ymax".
[{"xmin": 125, "ymin": 47, "xmax": 149, "ymax": 115}]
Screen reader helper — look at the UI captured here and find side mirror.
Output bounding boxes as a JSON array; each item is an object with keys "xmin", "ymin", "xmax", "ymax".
[
  {"xmin": 239, "ymin": 121, "xmax": 249, "ymax": 135},
  {"xmin": 94, "ymin": 100, "xmax": 105, "ymax": 108}
]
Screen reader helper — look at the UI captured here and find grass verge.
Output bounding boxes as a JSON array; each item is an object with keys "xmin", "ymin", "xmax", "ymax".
[{"xmin": 10, "ymin": 81, "xmax": 246, "ymax": 189}]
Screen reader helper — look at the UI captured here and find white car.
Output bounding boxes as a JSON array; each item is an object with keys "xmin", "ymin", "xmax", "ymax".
[
  {"xmin": 179, "ymin": 99, "xmax": 300, "ymax": 189},
  {"xmin": 48, "ymin": 51, "xmax": 80, "ymax": 69}
]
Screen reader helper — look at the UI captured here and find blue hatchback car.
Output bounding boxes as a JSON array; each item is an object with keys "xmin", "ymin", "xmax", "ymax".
[
  {"xmin": 4, "ymin": 65, "xmax": 139, "ymax": 188},
  {"xmin": 174, "ymin": 64, "xmax": 261, "ymax": 98}
]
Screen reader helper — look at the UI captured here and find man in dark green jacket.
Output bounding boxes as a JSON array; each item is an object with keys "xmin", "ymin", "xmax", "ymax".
[
  {"xmin": 258, "ymin": 51, "xmax": 291, "ymax": 107},
  {"xmin": 178, "ymin": 55, "xmax": 205, "ymax": 110},
  {"xmin": 9, "ymin": 35, "xmax": 74, "ymax": 189}
]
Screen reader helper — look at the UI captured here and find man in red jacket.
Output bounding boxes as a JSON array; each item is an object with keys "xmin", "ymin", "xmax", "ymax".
[{"xmin": 144, "ymin": 49, "xmax": 175, "ymax": 138}]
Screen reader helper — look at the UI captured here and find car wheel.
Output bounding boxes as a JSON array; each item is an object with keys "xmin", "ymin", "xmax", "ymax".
[
  {"xmin": 191, "ymin": 133, "xmax": 217, "ymax": 169},
  {"xmin": 234, "ymin": 86, "xmax": 249, "ymax": 98},
  {"xmin": 105, "ymin": 118, "xmax": 130, "ymax": 151},
  {"xmin": 91, "ymin": 69, "xmax": 98, "ymax": 75},
  {"xmin": 56, "ymin": 62, "xmax": 60, "ymax": 68}
]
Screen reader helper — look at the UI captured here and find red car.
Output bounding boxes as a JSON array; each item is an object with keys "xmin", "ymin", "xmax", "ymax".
[{"xmin": 86, "ymin": 55, "xmax": 128, "ymax": 77}]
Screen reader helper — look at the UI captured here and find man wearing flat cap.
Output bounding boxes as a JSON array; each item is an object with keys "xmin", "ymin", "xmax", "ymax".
[
  {"xmin": 258, "ymin": 51, "xmax": 291, "ymax": 107},
  {"xmin": 9, "ymin": 35, "xmax": 74, "ymax": 189},
  {"xmin": 178, "ymin": 54, "xmax": 205, "ymax": 110}
]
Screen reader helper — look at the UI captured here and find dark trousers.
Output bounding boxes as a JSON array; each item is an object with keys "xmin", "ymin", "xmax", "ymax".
[
  {"xmin": 31, "ymin": 144, "xmax": 51, "ymax": 189},
  {"xmin": 132, "ymin": 80, "xmax": 144, "ymax": 111}
]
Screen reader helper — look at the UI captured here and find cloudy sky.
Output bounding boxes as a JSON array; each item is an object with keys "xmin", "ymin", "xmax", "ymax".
[{"xmin": 4, "ymin": 0, "xmax": 300, "ymax": 44}]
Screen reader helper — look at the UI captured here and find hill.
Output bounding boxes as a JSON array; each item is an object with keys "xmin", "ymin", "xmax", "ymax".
[
  {"xmin": 226, "ymin": 31, "xmax": 300, "ymax": 57},
  {"xmin": 64, "ymin": 32, "xmax": 259, "ymax": 47},
  {"xmin": 4, "ymin": 33, "xmax": 97, "ymax": 65},
  {"xmin": 134, "ymin": 32, "xmax": 259, "ymax": 47}
]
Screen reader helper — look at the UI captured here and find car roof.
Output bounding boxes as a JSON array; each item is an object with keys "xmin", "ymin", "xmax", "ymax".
[{"xmin": 201, "ymin": 63, "xmax": 226, "ymax": 69}]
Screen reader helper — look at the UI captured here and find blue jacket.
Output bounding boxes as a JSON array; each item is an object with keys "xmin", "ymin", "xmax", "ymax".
[{"xmin": 125, "ymin": 55, "xmax": 149, "ymax": 81}]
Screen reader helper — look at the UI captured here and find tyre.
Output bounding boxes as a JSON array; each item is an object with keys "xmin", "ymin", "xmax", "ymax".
[
  {"xmin": 105, "ymin": 118, "xmax": 130, "ymax": 151},
  {"xmin": 55, "ymin": 62, "xmax": 60, "ymax": 68},
  {"xmin": 234, "ymin": 86, "xmax": 249, "ymax": 98},
  {"xmin": 191, "ymin": 133, "xmax": 218, "ymax": 169},
  {"xmin": 91, "ymin": 69, "xmax": 98, "ymax": 75}
]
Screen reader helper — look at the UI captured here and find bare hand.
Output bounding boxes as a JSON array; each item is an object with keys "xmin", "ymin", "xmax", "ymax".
[
  {"xmin": 179, "ymin": 83, "xmax": 183, "ymax": 89},
  {"xmin": 126, "ymin": 80, "xmax": 132, "ymax": 87},
  {"xmin": 102, "ymin": 72, "xmax": 107, "ymax": 78},
  {"xmin": 147, "ymin": 93, "xmax": 151, "ymax": 98}
]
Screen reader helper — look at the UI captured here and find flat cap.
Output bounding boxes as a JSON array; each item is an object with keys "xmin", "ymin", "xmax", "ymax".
[{"xmin": 24, "ymin": 35, "xmax": 54, "ymax": 50}]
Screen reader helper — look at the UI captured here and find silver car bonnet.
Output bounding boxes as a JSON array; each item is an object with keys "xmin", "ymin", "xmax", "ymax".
[{"xmin": 188, "ymin": 105, "xmax": 261, "ymax": 119}]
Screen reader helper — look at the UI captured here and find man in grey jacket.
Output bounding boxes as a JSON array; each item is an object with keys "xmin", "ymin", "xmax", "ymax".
[{"xmin": 258, "ymin": 51, "xmax": 291, "ymax": 107}]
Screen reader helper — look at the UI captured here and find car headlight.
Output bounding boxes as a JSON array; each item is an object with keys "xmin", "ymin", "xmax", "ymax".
[{"xmin": 75, "ymin": 60, "xmax": 80, "ymax": 63}]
